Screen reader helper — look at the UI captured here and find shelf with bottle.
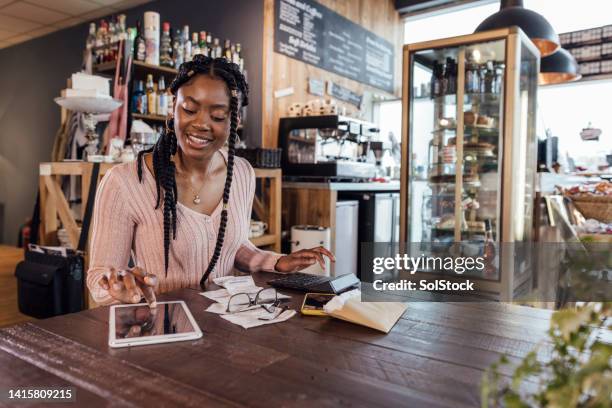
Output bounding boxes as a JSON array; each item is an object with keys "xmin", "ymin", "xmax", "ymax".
[
  {"xmin": 414, "ymin": 92, "xmax": 502, "ymax": 106},
  {"xmin": 426, "ymin": 54, "xmax": 505, "ymax": 99},
  {"xmin": 132, "ymin": 95, "xmax": 243, "ymax": 130},
  {"xmin": 87, "ymin": 14, "xmax": 246, "ymax": 77},
  {"xmin": 131, "ymin": 74, "xmax": 171, "ymax": 117},
  {"xmin": 95, "ymin": 59, "xmax": 179, "ymax": 76},
  {"xmin": 132, "ymin": 113, "xmax": 168, "ymax": 122}
]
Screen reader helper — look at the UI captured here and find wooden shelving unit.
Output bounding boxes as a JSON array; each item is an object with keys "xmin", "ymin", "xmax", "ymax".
[
  {"xmin": 38, "ymin": 161, "xmax": 281, "ymax": 252},
  {"xmin": 95, "ymin": 61, "xmax": 244, "ymax": 131},
  {"xmin": 94, "ymin": 60, "xmax": 178, "ymax": 76},
  {"xmin": 132, "ymin": 113, "xmax": 168, "ymax": 122},
  {"xmin": 249, "ymin": 234, "xmax": 277, "ymax": 247}
]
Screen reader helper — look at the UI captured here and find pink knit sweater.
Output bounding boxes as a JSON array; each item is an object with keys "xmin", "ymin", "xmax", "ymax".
[{"xmin": 86, "ymin": 151, "xmax": 283, "ymax": 305}]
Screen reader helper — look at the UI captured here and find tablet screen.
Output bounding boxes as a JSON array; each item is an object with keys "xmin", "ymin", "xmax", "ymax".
[{"xmin": 113, "ymin": 302, "xmax": 197, "ymax": 339}]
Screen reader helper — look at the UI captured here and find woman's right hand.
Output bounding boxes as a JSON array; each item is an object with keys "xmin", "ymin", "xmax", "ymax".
[{"xmin": 99, "ymin": 266, "xmax": 158, "ymax": 307}]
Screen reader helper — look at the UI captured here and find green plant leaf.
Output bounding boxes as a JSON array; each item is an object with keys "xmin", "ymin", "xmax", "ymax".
[{"xmin": 551, "ymin": 306, "xmax": 595, "ymax": 342}]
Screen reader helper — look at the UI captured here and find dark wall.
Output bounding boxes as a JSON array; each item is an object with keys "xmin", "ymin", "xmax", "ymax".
[{"xmin": 0, "ymin": 0, "xmax": 264, "ymax": 245}]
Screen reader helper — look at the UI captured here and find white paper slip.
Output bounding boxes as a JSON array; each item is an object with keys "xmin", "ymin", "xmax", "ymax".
[
  {"xmin": 205, "ymin": 303, "xmax": 229, "ymax": 314},
  {"xmin": 205, "ymin": 303, "xmax": 262, "ymax": 315},
  {"xmin": 201, "ymin": 288, "xmax": 230, "ymax": 301},
  {"xmin": 221, "ymin": 308, "xmax": 296, "ymax": 329},
  {"xmin": 213, "ymin": 275, "xmax": 254, "ymax": 287},
  {"xmin": 212, "ymin": 276, "xmax": 263, "ymax": 295},
  {"xmin": 201, "ymin": 276, "xmax": 293, "ymax": 328}
]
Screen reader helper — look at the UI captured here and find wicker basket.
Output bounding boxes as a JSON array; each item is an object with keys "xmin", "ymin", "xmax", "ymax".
[{"xmin": 569, "ymin": 194, "xmax": 612, "ymax": 222}]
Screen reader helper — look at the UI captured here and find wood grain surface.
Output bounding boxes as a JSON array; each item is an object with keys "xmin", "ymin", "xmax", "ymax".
[
  {"xmin": 0, "ymin": 272, "xmax": 552, "ymax": 407},
  {"xmin": 0, "ymin": 245, "xmax": 31, "ymax": 328}
]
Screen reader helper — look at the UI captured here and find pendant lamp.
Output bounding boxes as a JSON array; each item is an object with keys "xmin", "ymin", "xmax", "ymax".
[
  {"xmin": 539, "ymin": 48, "xmax": 581, "ymax": 85},
  {"xmin": 475, "ymin": 0, "xmax": 560, "ymax": 57}
]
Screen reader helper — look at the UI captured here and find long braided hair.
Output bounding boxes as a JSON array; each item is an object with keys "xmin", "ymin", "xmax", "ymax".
[{"xmin": 136, "ymin": 55, "xmax": 249, "ymax": 288}]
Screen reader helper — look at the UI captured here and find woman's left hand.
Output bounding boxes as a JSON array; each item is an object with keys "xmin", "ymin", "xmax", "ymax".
[{"xmin": 274, "ymin": 246, "xmax": 336, "ymax": 273}]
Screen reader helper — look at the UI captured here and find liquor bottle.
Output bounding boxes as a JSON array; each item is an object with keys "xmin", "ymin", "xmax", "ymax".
[
  {"xmin": 125, "ymin": 27, "xmax": 135, "ymax": 62},
  {"xmin": 445, "ymin": 57, "xmax": 456, "ymax": 94},
  {"xmin": 440, "ymin": 60, "xmax": 449, "ymax": 96},
  {"xmin": 236, "ymin": 43, "xmax": 244, "ymax": 71},
  {"xmin": 431, "ymin": 61, "xmax": 440, "ymax": 97},
  {"xmin": 108, "ymin": 18, "xmax": 117, "ymax": 61},
  {"xmin": 213, "ymin": 38, "xmax": 221, "ymax": 58},
  {"xmin": 146, "ymin": 74, "xmax": 156, "ymax": 115},
  {"xmin": 157, "ymin": 76, "xmax": 167, "ymax": 116},
  {"xmin": 230, "ymin": 44, "xmax": 236, "ymax": 64},
  {"xmin": 159, "ymin": 22, "xmax": 173, "ymax": 67},
  {"xmin": 484, "ymin": 61, "xmax": 495, "ymax": 94},
  {"xmin": 134, "ymin": 20, "xmax": 146, "ymax": 62},
  {"xmin": 178, "ymin": 29, "xmax": 186, "ymax": 64},
  {"xmin": 117, "ymin": 14, "xmax": 127, "ymax": 41},
  {"xmin": 99, "ymin": 20, "xmax": 110, "ymax": 62},
  {"xmin": 494, "ymin": 63, "xmax": 505, "ymax": 94},
  {"xmin": 192, "ymin": 32, "xmax": 200, "ymax": 56},
  {"xmin": 132, "ymin": 80, "xmax": 146, "ymax": 114},
  {"xmin": 223, "ymin": 39, "xmax": 231, "ymax": 61},
  {"xmin": 465, "ymin": 62, "xmax": 473, "ymax": 94},
  {"xmin": 466, "ymin": 62, "xmax": 480, "ymax": 94},
  {"xmin": 173, "ymin": 29, "xmax": 184, "ymax": 67},
  {"xmin": 166, "ymin": 88, "xmax": 173, "ymax": 116},
  {"xmin": 183, "ymin": 25, "xmax": 192, "ymax": 62},
  {"xmin": 199, "ymin": 31, "xmax": 208, "ymax": 57},
  {"xmin": 472, "ymin": 63, "xmax": 481, "ymax": 93},
  {"xmin": 86, "ymin": 23, "xmax": 96, "ymax": 55},
  {"xmin": 479, "ymin": 63, "xmax": 487, "ymax": 94},
  {"xmin": 95, "ymin": 22, "xmax": 105, "ymax": 64},
  {"xmin": 206, "ymin": 32, "xmax": 213, "ymax": 56}
]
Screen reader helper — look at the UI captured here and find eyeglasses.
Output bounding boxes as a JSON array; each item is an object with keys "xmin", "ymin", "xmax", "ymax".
[{"xmin": 226, "ymin": 287, "xmax": 281, "ymax": 314}]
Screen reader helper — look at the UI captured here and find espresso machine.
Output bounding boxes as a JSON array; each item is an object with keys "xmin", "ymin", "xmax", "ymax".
[{"xmin": 278, "ymin": 115, "xmax": 379, "ymax": 180}]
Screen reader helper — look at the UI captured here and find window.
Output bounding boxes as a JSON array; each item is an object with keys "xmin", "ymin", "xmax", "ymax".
[{"xmin": 402, "ymin": 0, "xmax": 612, "ymax": 170}]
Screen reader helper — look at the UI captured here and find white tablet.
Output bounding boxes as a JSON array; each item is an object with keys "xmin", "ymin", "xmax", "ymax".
[{"xmin": 108, "ymin": 301, "xmax": 202, "ymax": 348}]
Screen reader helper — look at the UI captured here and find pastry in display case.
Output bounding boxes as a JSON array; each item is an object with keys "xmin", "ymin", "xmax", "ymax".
[{"xmin": 400, "ymin": 27, "xmax": 540, "ymax": 297}]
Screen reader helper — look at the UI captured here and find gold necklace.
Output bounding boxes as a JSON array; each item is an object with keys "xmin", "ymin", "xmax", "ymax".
[{"xmin": 181, "ymin": 154, "xmax": 216, "ymax": 205}]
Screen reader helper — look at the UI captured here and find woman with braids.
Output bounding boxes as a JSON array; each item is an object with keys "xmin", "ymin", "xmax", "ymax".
[{"xmin": 86, "ymin": 55, "xmax": 335, "ymax": 306}]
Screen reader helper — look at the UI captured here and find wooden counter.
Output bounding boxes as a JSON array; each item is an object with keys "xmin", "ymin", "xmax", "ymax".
[
  {"xmin": 282, "ymin": 182, "xmax": 400, "ymax": 276},
  {"xmin": 0, "ymin": 272, "xmax": 552, "ymax": 407},
  {"xmin": 283, "ymin": 180, "xmax": 400, "ymax": 191}
]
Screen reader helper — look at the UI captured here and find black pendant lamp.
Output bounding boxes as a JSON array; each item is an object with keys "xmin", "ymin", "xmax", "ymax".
[
  {"xmin": 539, "ymin": 48, "xmax": 581, "ymax": 85},
  {"xmin": 475, "ymin": 0, "xmax": 560, "ymax": 57}
]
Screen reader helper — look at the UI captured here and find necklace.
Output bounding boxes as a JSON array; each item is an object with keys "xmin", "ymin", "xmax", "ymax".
[{"xmin": 181, "ymin": 154, "xmax": 216, "ymax": 205}]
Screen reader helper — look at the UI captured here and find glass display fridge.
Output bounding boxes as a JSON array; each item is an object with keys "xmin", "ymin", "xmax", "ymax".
[{"xmin": 399, "ymin": 27, "xmax": 540, "ymax": 298}]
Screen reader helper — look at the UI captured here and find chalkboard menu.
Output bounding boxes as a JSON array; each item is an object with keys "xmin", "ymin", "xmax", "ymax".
[{"xmin": 274, "ymin": 0, "xmax": 395, "ymax": 93}]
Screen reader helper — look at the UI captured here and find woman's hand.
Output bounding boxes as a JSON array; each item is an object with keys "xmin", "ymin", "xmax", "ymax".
[
  {"xmin": 274, "ymin": 246, "xmax": 336, "ymax": 273},
  {"xmin": 99, "ymin": 266, "xmax": 159, "ymax": 307}
]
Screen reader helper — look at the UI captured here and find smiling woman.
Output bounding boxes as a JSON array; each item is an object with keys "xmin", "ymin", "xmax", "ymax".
[{"xmin": 86, "ymin": 55, "xmax": 335, "ymax": 307}]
